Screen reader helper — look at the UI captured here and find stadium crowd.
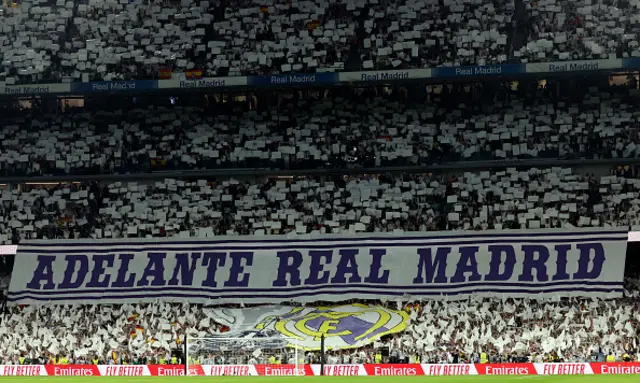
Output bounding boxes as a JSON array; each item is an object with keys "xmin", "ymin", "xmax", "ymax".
[
  {"xmin": 1, "ymin": 0, "xmax": 639, "ymax": 83},
  {"xmin": 0, "ymin": 164, "xmax": 637, "ymax": 245},
  {"xmin": 0, "ymin": 84, "xmax": 638, "ymax": 177},
  {"xmin": 0, "ymin": 291, "xmax": 639, "ymax": 365},
  {"xmin": 520, "ymin": 0, "xmax": 640, "ymax": 63},
  {"xmin": 2, "ymin": 0, "xmax": 640, "ymax": 369}
]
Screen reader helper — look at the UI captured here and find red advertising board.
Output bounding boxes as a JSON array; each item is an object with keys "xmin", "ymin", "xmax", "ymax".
[
  {"xmin": 475, "ymin": 363, "xmax": 537, "ymax": 375},
  {"xmin": 590, "ymin": 362, "xmax": 640, "ymax": 375},
  {"xmin": 0, "ymin": 362, "xmax": 637, "ymax": 376},
  {"xmin": 43, "ymin": 365, "xmax": 100, "ymax": 376}
]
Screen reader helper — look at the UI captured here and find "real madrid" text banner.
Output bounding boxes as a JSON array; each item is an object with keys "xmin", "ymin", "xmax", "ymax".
[
  {"xmin": 3, "ymin": 58, "xmax": 640, "ymax": 96},
  {"xmin": 7, "ymin": 229, "xmax": 628, "ymax": 305}
]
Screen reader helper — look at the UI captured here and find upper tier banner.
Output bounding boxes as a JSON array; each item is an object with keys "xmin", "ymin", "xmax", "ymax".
[
  {"xmin": 7, "ymin": 229, "xmax": 628, "ymax": 305},
  {"xmin": 1, "ymin": 58, "xmax": 639, "ymax": 96}
]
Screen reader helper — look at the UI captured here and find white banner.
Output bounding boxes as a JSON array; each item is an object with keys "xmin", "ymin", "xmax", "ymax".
[
  {"xmin": 157, "ymin": 76, "xmax": 247, "ymax": 89},
  {"xmin": 339, "ymin": 69, "xmax": 431, "ymax": 82},
  {"xmin": 8, "ymin": 229, "xmax": 628, "ymax": 305},
  {"xmin": 526, "ymin": 58, "xmax": 622, "ymax": 73},
  {"xmin": 201, "ymin": 304, "xmax": 409, "ymax": 350},
  {"xmin": 3, "ymin": 83, "xmax": 71, "ymax": 96}
]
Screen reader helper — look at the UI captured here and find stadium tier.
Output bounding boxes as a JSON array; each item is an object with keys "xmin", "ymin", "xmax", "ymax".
[
  {"xmin": 0, "ymin": 296, "xmax": 638, "ymax": 365},
  {"xmin": 0, "ymin": 166, "xmax": 637, "ymax": 244},
  {"xmin": 0, "ymin": 85, "xmax": 639, "ymax": 177},
  {"xmin": 1, "ymin": 0, "xmax": 640, "ymax": 85}
]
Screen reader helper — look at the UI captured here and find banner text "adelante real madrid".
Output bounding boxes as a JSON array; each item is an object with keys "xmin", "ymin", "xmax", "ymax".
[{"xmin": 7, "ymin": 229, "xmax": 628, "ymax": 305}]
